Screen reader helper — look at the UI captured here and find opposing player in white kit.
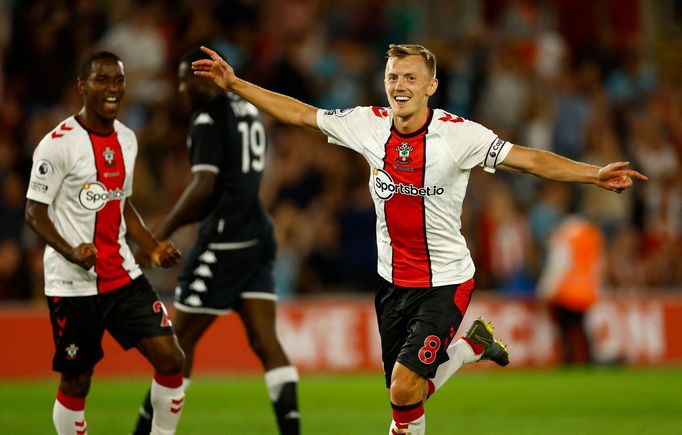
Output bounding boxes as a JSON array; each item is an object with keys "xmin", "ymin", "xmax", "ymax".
[
  {"xmin": 192, "ymin": 44, "xmax": 647, "ymax": 434},
  {"xmin": 25, "ymin": 51, "xmax": 187, "ymax": 435}
]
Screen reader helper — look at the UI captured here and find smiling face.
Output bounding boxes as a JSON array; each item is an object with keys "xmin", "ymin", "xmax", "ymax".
[
  {"xmin": 384, "ymin": 54, "xmax": 438, "ymax": 128},
  {"xmin": 78, "ymin": 57, "xmax": 125, "ymax": 131}
]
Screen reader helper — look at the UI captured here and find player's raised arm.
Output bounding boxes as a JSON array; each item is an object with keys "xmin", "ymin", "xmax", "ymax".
[
  {"xmin": 497, "ymin": 145, "xmax": 648, "ymax": 193},
  {"xmin": 192, "ymin": 46, "xmax": 320, "ymax": 132}
]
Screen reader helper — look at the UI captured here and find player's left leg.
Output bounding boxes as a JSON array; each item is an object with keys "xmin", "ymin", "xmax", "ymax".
[
  {"xmin": 107, "ymin": 277, "xmax": 185, "ymax": 435},
  {"xmin": 237, "ymin": 297, "xmax": 300, "ymax": 435},
  {"xmin": 137, "ymin": 334, "xmax": 186, "ymax": 435},
  {"xmin": 427, "ymin": 317, "xmax": 509, "ymax": 396},
  {"xmin": 132, "ymin": 311, "xmax": 215, "ymax": 435}
]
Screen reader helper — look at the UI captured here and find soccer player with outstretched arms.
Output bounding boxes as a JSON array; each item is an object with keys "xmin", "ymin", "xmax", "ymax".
[{"xmin": 192, "ymin": 44, "xmax": 646, "ymax": 434}]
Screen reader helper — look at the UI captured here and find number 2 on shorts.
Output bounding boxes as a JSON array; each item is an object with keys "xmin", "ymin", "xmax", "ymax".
[{"xmin": 153, "ymin": 301, "xmax": 172, "ymax": 327}]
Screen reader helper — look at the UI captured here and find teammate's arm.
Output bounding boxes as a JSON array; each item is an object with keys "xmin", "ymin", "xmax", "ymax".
[
  {"xmin": 191, "ymin": 46, "xmax": 320, "ymax": 132},
  {"xmin": 497, "ymin": 145, "xmax": 648, "ymax": 193},
  {"xmin": 123, "ymin": 200, "xmax": 180, "ymax": 268},
  {"xmin": 25, "ymin": 199, "xmax": 97, "ymax": 270},
  {"xmin": 154, "ymin": 170, "xmax": 216, "ymax": 241}
]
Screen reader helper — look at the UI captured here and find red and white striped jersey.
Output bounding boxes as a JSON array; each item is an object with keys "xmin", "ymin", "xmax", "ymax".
[
  {"xmin": 317, "ymin": 107, "xmax": 512, "ymax": 288},
  {"xmin": 26, "ymin": 116, "xmax": 142, "ymax": 296}
]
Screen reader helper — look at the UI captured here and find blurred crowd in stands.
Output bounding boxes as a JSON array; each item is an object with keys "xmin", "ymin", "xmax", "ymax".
[{"xmin": 1, "ymin": 0, "xmax": 681, "ymax": 301}]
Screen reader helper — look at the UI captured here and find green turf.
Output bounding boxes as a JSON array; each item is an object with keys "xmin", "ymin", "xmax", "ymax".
[{"xmin": 1, "ymin": 368, "xmax": 681, "ymax": 434}]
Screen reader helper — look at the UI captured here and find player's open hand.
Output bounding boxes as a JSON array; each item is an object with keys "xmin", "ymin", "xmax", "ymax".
[
  {"xmin": 596, "ymin": 162, "xmax": 648, "ymax": 193},
  {"xmin": 151, "ymin": 240, "xmax": 181, "ymax": 268},
  {"xmin": 70, "ymin": 243, "xmax": 97, "ymax": 270},
  {"xmin": 191, "ymin": 46, "xmax": 236, "ymax": 91}
]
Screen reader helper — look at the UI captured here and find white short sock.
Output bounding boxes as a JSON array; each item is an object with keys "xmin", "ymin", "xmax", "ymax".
[
  {"xmin": 53, "ymin": 393, "xmax": 87, "ymax": 435},
  {"xmin": 430, "ymin": 338, "xmax": 478, "ymax": 392},
  {"xmin": 264, "ymin": 366, "xmax": 299, "ymax": 401},
  {"xmin": 150, "ymin": 378, "xmax": 185, "ymax": 435},
  {"xmin": 389, "ymin": 414, "xmax": 425, "ymax": 435}
]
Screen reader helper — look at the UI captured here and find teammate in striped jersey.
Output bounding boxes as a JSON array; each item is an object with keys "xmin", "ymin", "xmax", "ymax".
[
  {"xmin": 192, "ymin": 44, "xmax": 647, "ymax": 434},
  {"xmin": 25, "ymin": 51, "xmax": 186, "ymax": 435}
]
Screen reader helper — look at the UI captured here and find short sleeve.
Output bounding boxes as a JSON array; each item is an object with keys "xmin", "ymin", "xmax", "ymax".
[
  {"xmin": 316, "ymin": 107, "xmax": 375, "ymax": 154},
  {"xmin": 189, "ymin": 111, "xmax": 222, "ymax": 174},
  {"xmin": 26, "ymin": 136, "xmax": 70, "ymax": 205},
  {"xmin": 455, "ymin": 120, "xmax": 512, "ymax": 173},
  {"xmin": 123, "ymin": 130, "xmax": 137, "ymax": 197}
]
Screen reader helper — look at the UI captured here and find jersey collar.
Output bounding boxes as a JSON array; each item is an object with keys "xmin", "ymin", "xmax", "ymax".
[{"xmin": 390, "ymin": 108, "xmax": 433, "ymax": 138}]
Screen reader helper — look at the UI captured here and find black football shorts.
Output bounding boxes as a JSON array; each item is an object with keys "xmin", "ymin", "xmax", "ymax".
[
  {"xmin": 47, "ymin": 276, "xmax": 174, "ymax": 373},
  {"xmin": 174, "ymin": 232, "xmax": 277, "ymax": 315},
  {"xmin": 375, "ymin": 276, "xmax": 475, "ymax": 388}
]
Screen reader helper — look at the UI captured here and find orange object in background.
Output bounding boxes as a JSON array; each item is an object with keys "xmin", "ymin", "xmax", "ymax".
[{"xmin": 538, "ymin": 217, "xmax": 604, "ymax": 312}]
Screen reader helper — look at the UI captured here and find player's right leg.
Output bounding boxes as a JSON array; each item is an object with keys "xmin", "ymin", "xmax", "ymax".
[
  {"xmin": 47, "ymin": 295, "xmax": 103, "ymax": 435},
  {"xmin": 389, "ymin": 363, "xmax": 428, "ymax": 435},
  {"xmin": 54, "ymin": 371, "xmax": 92, "ymax": 435},
  {"xmin": 237, "ymin": 297, "xmax": 300, "ymax": 435}
]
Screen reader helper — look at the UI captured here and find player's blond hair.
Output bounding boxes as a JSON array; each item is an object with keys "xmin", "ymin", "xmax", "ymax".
[{"xmin": 386, "ymin": 44, "xmax": 437, "ymax": 79}]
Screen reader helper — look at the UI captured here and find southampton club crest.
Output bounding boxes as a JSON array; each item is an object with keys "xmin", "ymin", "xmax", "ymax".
[
  {"xmin": 103, "ymin": 147, "xmax": 115, "ymax": 166},
  {"xmin": 395, "ymin": 142, "xmax": 413, "ymax": 165},
  {"xmin": 65, "ymin": 343, "xmax": 79, "ymax": 360}
]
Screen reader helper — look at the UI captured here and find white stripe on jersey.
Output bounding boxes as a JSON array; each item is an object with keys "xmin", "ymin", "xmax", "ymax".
[
  {"xmin": 191, "ymin": 164, "xmax": 220, "ymax": 173},
  {"xmin": 207, "ymin": 239, "xmax": 259, "ymax": 250}
]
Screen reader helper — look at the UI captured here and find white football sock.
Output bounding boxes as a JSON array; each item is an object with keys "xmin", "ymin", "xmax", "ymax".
[
  {"xmin": 389, "ymin": 414, "xmax": 425, "ymax": 434},
  {"xmin": 430, "ymin": 338, "xmax": 479, "ymax": 393},
  {"xmin": 264, "ymin": 366, "xmax": 299, "ymax": 401},
  {"xmin": 150, "ymin": 377, "xmax": 185, "ymax": 435},
  {"xmin": 53, "ymin": 391, "xmax": 87, "ymax": 435}
]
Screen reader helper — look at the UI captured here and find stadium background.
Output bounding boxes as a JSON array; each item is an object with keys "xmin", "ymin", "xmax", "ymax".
[
  {"xmin": 0, "ymin": 0, "xmax": 682, "ymax": 368},
  {"xmin": 3, "ymin": 0, "xmax": 682, "ymax": 302},
  {"xmin": 1, "ymin": 0, "xmax": 682, "ymax": 433}
]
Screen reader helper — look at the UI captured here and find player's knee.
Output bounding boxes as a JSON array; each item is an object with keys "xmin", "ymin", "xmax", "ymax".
[
  {"xmin": 390, "ymin": 377, "xmax": 424, "ymax": 406},
  {"xmin": 153, "ymin": 345, "xmax": 185, "ymax": 375},
  {"xmin": 59, "ymin": 370, "xmax": 93, "ymax": 397}
]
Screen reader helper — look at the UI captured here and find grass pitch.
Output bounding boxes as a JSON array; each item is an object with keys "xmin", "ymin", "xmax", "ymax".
[{"xmin": 1, "ymin": 368, "xmax": 681, "ymax": 434}]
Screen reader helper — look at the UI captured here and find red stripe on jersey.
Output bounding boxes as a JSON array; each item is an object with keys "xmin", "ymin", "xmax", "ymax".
[
  {"xmin": 383, "ymin": 122, "xmax": 432, "ymax": 286},
  {"xmin": 89, "ymin": 132, "xmax": 131, "ymax": 293}
]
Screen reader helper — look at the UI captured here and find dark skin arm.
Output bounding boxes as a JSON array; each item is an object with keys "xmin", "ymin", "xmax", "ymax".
[
  {"xmin": 25, "ymin": 199, "xmax": 97, "ymax": 270},
  {"xmin": 154, "ymin": 170, "xmax": 217, "ymax": 240},
  {"xmin": 124, "ymin": 200, "xmax": 181, "ymax": 268}
]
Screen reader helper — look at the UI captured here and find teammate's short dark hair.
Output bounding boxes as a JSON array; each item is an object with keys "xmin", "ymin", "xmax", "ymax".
[
  {"xmin": 78, "ymin": 51, "xmax": 122, "ymax": 80},
  {"xmin": 180, "ymin": 47, "xmax": 227, "ymax": 66}
]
